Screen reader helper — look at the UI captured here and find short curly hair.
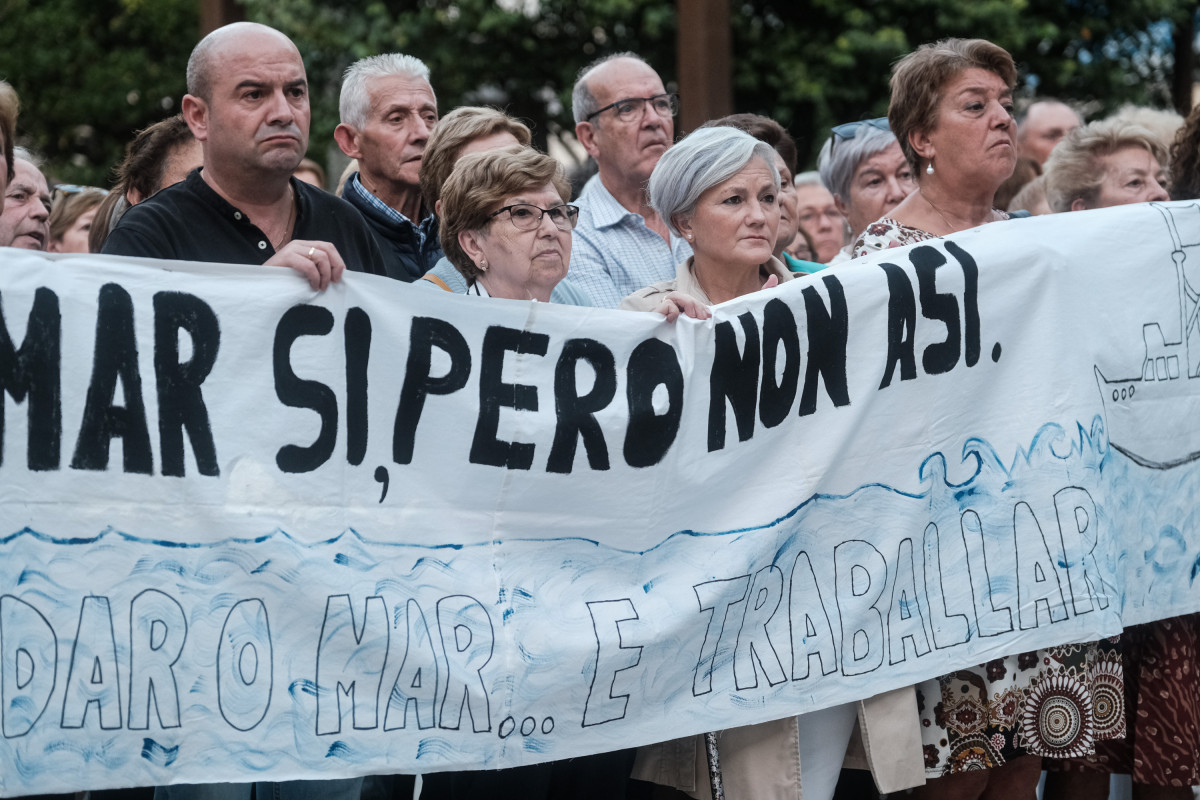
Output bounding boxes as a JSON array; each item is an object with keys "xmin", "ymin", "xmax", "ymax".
[
  {"xmin": 888, "ymin": 38, "xmax": 1018, "ymax": 177},
  {"xmin": 440, "ymin": 148, "xmax": 570, "ymax": 284},
  {"xmin": 1043, "ymin": 118, "xmax": 1167, "ymax": 212},
  {"xmin": 419, "ymin": 107, "xmax": 532, "ymax": 213}
]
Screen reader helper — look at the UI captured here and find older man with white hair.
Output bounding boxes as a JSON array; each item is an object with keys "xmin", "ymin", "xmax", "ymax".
[
  {"xmin": 335, "ymin": 53, "xmax": 442, "ymax": 280},
  {"xmin": 0, "ymin": 147, "xmax": 50, "ymax": 250}
]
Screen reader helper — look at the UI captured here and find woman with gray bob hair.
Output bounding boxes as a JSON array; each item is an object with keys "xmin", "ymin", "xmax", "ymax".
[
  {"xmin": 816, "ymin": 118, "xmax": 915, "ymax": 262},
  {"xmin": 648, "ymin": 126, "xmax": 779, "ymax": 236},
  {"xmin": 622, "ymin": 127, "xmax": 788, "ymax": 321}
]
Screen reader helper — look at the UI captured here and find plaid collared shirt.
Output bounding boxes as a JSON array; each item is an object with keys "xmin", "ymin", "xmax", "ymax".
[{"xmin": 567, "ymin": 174, "xmax": 691, "ymax": 309}]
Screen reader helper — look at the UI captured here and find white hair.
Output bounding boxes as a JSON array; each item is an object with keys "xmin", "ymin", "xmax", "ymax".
[
  {"xmin": 648, "ymin": 127, "xmax": 779, "ymax": 237},
  {"xmin": 339, "ymin": 53, "xmax": 433, "ymax": 129}
]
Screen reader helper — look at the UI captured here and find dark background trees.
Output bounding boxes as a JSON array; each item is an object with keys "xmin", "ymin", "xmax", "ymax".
[{"xmin": 0, "ymin": 0, "xmax": 1193, "ymax": 186}]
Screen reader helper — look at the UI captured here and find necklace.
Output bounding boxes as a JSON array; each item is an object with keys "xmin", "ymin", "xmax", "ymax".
[
  {"xmin": 922, "ymin": 191, "xmax": 996, "ymax": 235},
  {"xmin": 922, "ymin": 192, "xmax": 956, "ymax": 234},
  {"xmin": 269, "ymin": 186, "xmax": 296, "ymax": 250}
]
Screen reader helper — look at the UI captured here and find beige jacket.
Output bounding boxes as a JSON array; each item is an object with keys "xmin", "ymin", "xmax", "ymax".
[
  {"xmin": 619, "ymin": 255, "xmax": 793, "ymax": 312},
  {"xmin": 623, "ymin": 257, "xmax": 926, "ymax": 798}
]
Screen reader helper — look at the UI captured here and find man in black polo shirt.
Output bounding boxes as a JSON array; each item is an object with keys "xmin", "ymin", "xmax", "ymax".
[
  {"xmin": 104, "ymin": 22, "xmax": 385, "ymax": 288},
  {"xmin": 103, "ymin": 21, "xmax": 376, "ymax": 800}
]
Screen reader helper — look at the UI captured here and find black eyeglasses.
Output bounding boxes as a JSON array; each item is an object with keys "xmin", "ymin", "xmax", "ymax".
[
  {"xmin": 585, "ymin": 93, "xmax": 679, "ymax": 123},
  {"xmin": 829, "ymin": 117, "xmax": 891, "ymax": 158},
  {"xmin": 489, "ymin": 203, "xmax": 580, "ymax": 232}
]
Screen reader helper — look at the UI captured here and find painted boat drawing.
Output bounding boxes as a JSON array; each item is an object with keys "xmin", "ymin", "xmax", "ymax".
[{"xmin": 1095, "ymin": 202, "xmax": 1200, "ymax": 469}]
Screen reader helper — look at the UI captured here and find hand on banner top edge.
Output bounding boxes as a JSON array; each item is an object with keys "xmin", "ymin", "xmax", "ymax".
[
  {"xmin": 654, "ymin": 290, "xmax": 712, "ymax": 322},
  {"xmin": 267, "ymin": 239, "xmax": 347, "ymax": 290}
]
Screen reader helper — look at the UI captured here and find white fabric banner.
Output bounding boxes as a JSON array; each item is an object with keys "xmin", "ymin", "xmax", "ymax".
[{"xmin": 0, "ymin": 201, "xmax": 1198, "ymax": 794}]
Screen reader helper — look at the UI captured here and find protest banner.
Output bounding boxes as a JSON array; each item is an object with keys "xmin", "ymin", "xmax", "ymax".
[{"xmin": 0, "ymin": 201, "xmax": 1198, "ymax": 793}]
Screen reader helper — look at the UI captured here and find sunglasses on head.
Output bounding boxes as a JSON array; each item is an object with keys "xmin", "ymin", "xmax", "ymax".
[
  {"xmin": 829, "ymin": 117, "xmax": 891, "ymax": 158},
  {"xmin": 51, "ymin": 184, "xmax": 108, "ymax": 203}
]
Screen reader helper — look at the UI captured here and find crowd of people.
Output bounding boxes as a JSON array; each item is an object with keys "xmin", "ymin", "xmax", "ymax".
[{"xmin": 3, "ymin": 21, "xmax": 1200, "ymax": 800}]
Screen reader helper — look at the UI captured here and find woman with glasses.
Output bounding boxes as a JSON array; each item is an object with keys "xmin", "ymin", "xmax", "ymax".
[
  {"xmin": 425, "ymin": 146, "xmax": 641, "ymax": 800},
  {"xmin": 48, "ymin": 184, "xmax": 107, "ymax": 253},
  {"xmin": 816, "ymin": 117, "xmax": 915, "ymax": 265},
  {"xmin": 438, "ymin": 147, "xmax": 576, "ymax": 302}
]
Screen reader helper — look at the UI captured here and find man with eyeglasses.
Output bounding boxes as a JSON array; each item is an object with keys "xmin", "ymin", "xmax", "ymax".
[
  {"xmin": 569, "ymin": 53, "xmax": 692, "ymax": 308},
  {"xmin": 0, "ymin": 148, "xmax": 51, "ymax": 251}
]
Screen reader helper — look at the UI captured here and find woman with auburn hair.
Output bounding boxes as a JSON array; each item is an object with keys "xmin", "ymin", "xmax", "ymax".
[
  {"xmin": 855, "ymin": 38, "xmax": 1124, "ymax": 800},
  {"xmin": 48, "ymin": 185, "xmax": 108, "ymax": 253}
]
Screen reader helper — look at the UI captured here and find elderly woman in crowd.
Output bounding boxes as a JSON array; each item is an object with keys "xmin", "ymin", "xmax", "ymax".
[
  {"xmin": 622, "ymin": 127, "xmax": 788, "ymax": 314},
  {"xmin": 816, "ymin": 116, "xmax": 915, "ymax": 264},
  {"xmin": 621, "ymin": 126, "xmax": 807, "ymax": 799},
  {"xmin": 793, "ymin": 171, "xmax": 846, "ymax": 263},
  {"xmin": 1043, "ymin": 118, "xmax": 1169, "ymax": 213},
  {"xmin": 436, "ymin": 147, "xmax": 573, "ymax": 301},
  {"xmin": 423, "ymin": 146, "xmax": 640, "ymax": 800},
  {"xmin": 415, "ymin": 106, "xmax": 531, "ymax": 292},
  {"xmin": 854, "ymin": 38, "xmax": 1020, "ymax": 256},
  {"xmin": 48, "ymin": 185, "xmax": 107, "ymax": 253},
  {"xmin": 850, "ymin": 38, "xmax": 1123, "ymax": 800},
  {"xmin": 703, "ymin": 113, "xmax": 803, "ymax": 268},
  {"xmin": 1042, "ymin": 118, "xmax": 1189, "ymax": 800}
]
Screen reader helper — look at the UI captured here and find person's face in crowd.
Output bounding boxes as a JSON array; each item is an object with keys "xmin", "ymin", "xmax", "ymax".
[
  {"xmin": 840, "ymin": 140, "xmax": 915, "ymax": 238},
  {"xmin": 579, "ymin": 58, "xmax": 674, "ymax": 188},
  {"xmin": 0, "ymin": 160, "xmax": 51, "ymax": 250},
  {"xmin": 772, "ymin": 151, "xmax": 799, "ymax": 257},
  {"xmin": 1079, "ymin": 145, "xmax": 1168, "ymax": 210},
  {"xmin": 188, "ymin": 29, "xmax": 310, "ymax": 180},
  {"xmin": 49, "ymin": 206, "xmax": 97, "ymax": 254},
  {"xmin": 918, "ymin": 67, "xmax": 1016, "ymax": 190},
  {"xmin": 463, "ymin": 182, "xmax": 572, "ymax": 302},
  {"xmin": 678, "ymin": 156, "xmax": 779, "ymax": 271},
  {"xmin": 794, "ymin": 182, "xmax": 845, "ymax": 263},
  {"xmin": 339, "ymin": 74, "xmax": 437, "ymax": 194},
  {"xmin": 1019, "ymin": 101, "xmax": 1080, "ymax": 166}
]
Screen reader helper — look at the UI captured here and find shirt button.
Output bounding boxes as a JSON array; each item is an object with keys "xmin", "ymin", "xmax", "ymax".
[
  {"xmin": 258, "ymin": 241, "xmax": 267, "ymax": 250},
  {"xmin": 234, "ymin": 212, "xmax": 243, "ymax": 220}
]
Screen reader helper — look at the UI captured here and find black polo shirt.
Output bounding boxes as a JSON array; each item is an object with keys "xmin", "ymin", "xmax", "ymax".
[{"xmin": 103, "ymin": 168, "xmax": 387, "ymax": 276}]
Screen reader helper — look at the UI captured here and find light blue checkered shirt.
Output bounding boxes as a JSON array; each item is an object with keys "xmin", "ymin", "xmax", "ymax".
[{"xmin": 566, "ymin": 174, "xmax": 691, "ymax": 309}]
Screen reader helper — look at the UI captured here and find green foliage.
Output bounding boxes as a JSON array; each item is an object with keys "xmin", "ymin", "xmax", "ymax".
[
  {"xmin": 0, "ymin": 0, "xmax": 196, "ymax": 185},
  {"xmin": 0, "ymin": 0, "xmax": 1189, "ymax": 184}
]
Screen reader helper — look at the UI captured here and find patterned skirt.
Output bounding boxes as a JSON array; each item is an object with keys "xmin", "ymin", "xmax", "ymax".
[
  {"xmin": 1045, "ymin": 614, "xmax": 1200, "ymax": 786},
  {"xmin": 916, "ymin": 638, "xmax": 1125, "ymax": 776}
]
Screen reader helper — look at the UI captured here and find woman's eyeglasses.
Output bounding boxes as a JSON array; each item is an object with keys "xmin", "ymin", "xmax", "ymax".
[{"xmin": 490, "ymin": 203, "xmax": 580, "ymax": 232}]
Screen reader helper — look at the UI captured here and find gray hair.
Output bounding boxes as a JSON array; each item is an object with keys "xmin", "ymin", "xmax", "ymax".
[
  {"xmin": 817, "ymin": 125, "xmax": 899, "ymax": 203},
  {"xmin": 340, "ymin": 53, "xmax": 433, "ymax": 129},
  {"xmin": 1043, "ymin": 118, "xmax": 1167, "ymax": 213},
  {"xmin": 648, "ymin": 127, "xmax": 779, "ymax": 237},
  {"xmin": 571, "ymin": 52, "xmax": 646, "ymax": 124},
  {"xmin": 793, "ymin": 170, "xmax": 823, "ymax": 188},
  {"xmin": 13, "ymin": 146, "xmax": 42, "ymax": 168}
]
